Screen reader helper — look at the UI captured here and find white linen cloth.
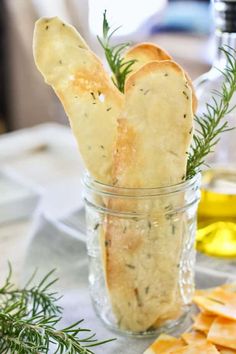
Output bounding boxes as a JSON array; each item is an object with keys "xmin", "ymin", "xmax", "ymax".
[{"xmin": 23, "ymin": 185, "xmax": 236, "ymax": 354}]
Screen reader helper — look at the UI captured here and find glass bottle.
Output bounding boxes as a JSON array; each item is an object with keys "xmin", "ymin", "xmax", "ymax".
[{"xmin": 195, "ymin": 0, "xmax": 236, "ymax": 257}]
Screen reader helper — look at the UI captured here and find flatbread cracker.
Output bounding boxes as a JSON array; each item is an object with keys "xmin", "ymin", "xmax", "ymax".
[
  {"xmin": 104, "ymin": 60, "xmax": 194, "ymax": 331},
  {"xmin": 33, "ymin": 17, "xmax": 196, "ymax": 333},
  {"xmin": 125, "ymin": 43, "xmax": 197, "ymax": 113},
  {"xmin": 194, "ymin": 288, "xmax": 214, "ymax": 297},
  {"xmin": 182, "ymin": 331, "xmax": 208, "ymax": 345},
  {"xmin": 193, "ymin": 290, "xmax": 236, "ymax": 320},
  {"xmin": 221, "ymin": 283, "xmax": 236, "ymax": 293},
  {"xmin": 216, "ymin": 346, "xmax": 236, "ymax": 354},
  {"xmin": 143, "ymin": 334, "xmax": 186, "ymax": 354},
  {"xmin": 125, "ymin": 42, "xmax": 172, "ymax": 69},
  {"xmin": 114, "ymin": 60, "xmax": 193, "ymax": 188},
  {"xmin": 33, "ymin": 17, "xmax": 124, "ymax": 184},
  {"xmin": 210, "ymin": 287, "xmax": 236, "ymax": 304},
  {"xmin": 173, "ymin": 343, "xmax": 220, "ymax": 354},
  {"xmin": 193, "ymin": 312, "xmax": 216, "ymax": 333},
  {"xmin": 208, "ymin": 317, "xmax": 236, "ymax": 350},
  {"xmin": 146, "ymin": 283, "xmax": 236, "ymax": 354}
]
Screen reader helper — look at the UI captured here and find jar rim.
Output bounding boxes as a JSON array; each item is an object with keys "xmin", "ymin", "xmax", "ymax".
[{"xmin": 83, "ymin": 172, "xmax": 201, "ymax": 197}]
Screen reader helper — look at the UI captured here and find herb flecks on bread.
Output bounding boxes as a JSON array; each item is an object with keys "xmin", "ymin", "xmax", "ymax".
[
  {"xmin": 33, "ymin": 11, "xmax": 235, "ymax": 334},
  {"xmin": 33, "ymin": 16, "xmax": 124, "ymax": 184},
  {"xmin": 33, "ymin": 14, "xmax": 194, "ymax": 333}
]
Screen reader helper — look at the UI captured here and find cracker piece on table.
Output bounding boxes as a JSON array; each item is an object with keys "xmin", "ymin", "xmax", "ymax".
[
  {"xmin": 216, "ymin": 346, "xmax": 236, "ymax": 354},
  {"xmin": 124, "ymin": 43, "xmax": 197, "ymax": 113},
  {"xmin": 193, "ymin": 288, "xmax": 236, "ymax": 320},
  {"xmin": 193, "ymin": 312, "xmax": 216, "ymax": 333},
  {"xmin": 143, "ymin": 334, "xmax": 186, "ymax": 354},
  {"xmin": 208, "ymin": 317, "xmax": 236, "ymax": 350},
  {"xmin": 194, "ymin": 288, "xmax": 215, "ymax": 297},
  {"xmin": 210, "ymin": 287, "xmax": 236, "ymax": 303},
  {"xmin": 182, "ymin": 330, "xmax": 208, "ymax": 345},
  {"xmin": 33, "ymin": 17, "xmax": 124, "ymax": 184},
  {"xmin": 221, "ymin": 283, "xmax": 236, "ymax": 293},
  {"xmin": 173, "ymin": 343, "xmax": 220, "ymax": 353},
  {"xmin": 104, "ymin": 60, "xmax": 194, "ymax": 332}
]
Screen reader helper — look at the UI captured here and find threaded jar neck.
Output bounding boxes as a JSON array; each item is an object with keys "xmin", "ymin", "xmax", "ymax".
[{"xmin": 83, "ymin": 173, "xmax": 201, "ymax": 218}]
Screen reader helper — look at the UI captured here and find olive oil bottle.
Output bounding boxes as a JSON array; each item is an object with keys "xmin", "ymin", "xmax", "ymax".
[
  {"xmin": 195, "ymin": 0, "xmax": 236, "ymax": 257},
  {"xmin": 197, "ymin": 168, "xmax": 236, "ymax": 257}
]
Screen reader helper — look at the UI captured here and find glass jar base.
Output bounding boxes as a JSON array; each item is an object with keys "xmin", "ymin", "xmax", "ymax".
[
  {"xmin": 85, "ymin": 174, "xmax": 200, "ymax": 339},
  {"xmin": 92, "ymin": 300, "xmax": 192, "ymax": 338}
]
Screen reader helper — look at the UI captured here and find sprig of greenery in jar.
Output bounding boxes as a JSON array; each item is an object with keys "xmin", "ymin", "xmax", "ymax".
[{"xmin": 97, "ymin": 10, "xmax": 136, "ymax": 93}]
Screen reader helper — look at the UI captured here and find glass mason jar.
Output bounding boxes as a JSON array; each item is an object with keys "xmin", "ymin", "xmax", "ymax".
[{"xmin": 84, "ymin": 174, "xmax": 201, "ymax": 336}]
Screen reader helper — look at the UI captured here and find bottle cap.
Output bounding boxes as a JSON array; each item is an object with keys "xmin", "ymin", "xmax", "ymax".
[{"xmin": 214, "ymin": 0, "xmax": 236, "ymax": 32}]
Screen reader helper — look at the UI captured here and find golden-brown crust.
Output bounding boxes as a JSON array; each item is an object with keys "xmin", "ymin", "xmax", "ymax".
[
  {"xmin": 125, "ymin": 60, "xmax": 185, "ymax": 93},
  {"xmin": 33, "ymin": 16, "xmax": 124, "ymax": 184},
  {"xmin": 104, "ymin": 59, "xmax": 194, "ymax": 331},
  {"xmin": 125, "ymin": 43, "xmax": 198, "ymax": 113},
  {"xmin": 126, "ymin": 42, "xmax": 172, "ymax": 61}
]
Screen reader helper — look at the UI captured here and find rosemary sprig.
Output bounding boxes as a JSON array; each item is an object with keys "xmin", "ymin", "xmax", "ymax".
[
  {"xmin": 186, "ymin": 46, "xmax": 236, "ymax": 179},
  {"xmin": 97, "ymin": 10, "xmax": 136, "ymax": 93},
  {"xmin": 0, "ymin": 264, "xmax": 114, "ymax": 353},
  {"xmin": 0, "ymin": 264, "xmax": 61, "ymax": 317},
  {"xmin": 98, "ymin": 15, "xmax": 236, "ymax": 178}
]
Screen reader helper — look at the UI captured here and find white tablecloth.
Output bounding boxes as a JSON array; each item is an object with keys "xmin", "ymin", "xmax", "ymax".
[{"xmin": 23, "ymin": 208, "xmax": 235, "ymax": 354}]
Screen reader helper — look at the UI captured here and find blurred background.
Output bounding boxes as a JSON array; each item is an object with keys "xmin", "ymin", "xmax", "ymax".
[{"xmin": 0, "ymin": 0, "xmax": 213, "ymax": 133}]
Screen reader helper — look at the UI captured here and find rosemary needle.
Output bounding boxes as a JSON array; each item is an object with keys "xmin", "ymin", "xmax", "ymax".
[
  {"xmin": 187, "ymin": 46, "xmax": 236, "ymax": 179},
  {"xmin": 98, "ymin": 14, "xmax": 236, "ymax": 178},
  {"xmin": 97, "ymin": 10, "xmax": 136, "ymax": 93}
]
